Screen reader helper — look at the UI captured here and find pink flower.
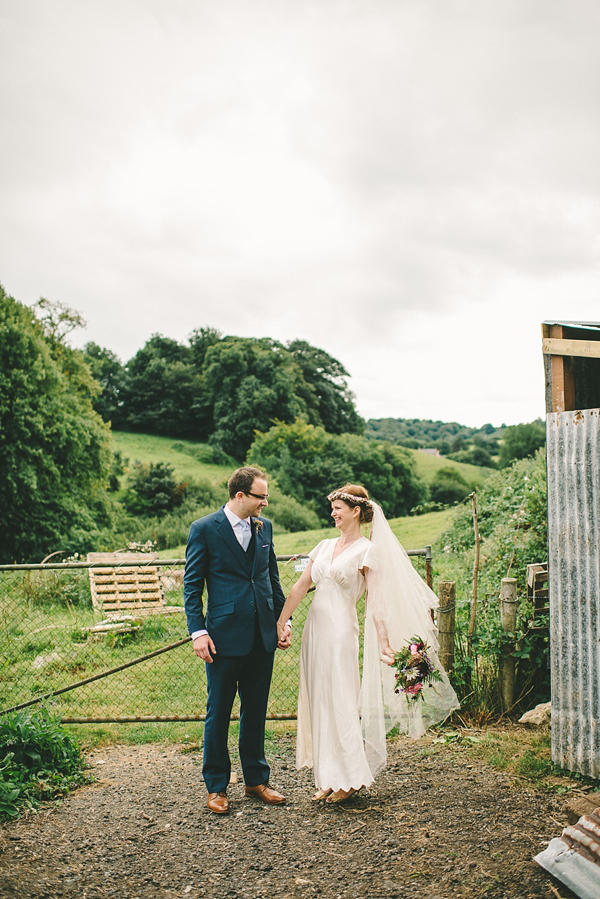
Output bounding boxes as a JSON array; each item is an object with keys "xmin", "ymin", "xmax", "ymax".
[{"xmin": 405, "ymin": 683, "xmax": 423, "ymax": 696}]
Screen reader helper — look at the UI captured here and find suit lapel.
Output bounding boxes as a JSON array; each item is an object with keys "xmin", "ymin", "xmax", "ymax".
[{"xmin": 215, "ymin": 508, "xmax": 248, "ymax": 568}]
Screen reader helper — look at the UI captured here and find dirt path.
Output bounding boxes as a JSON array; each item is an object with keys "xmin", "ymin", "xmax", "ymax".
[{"xmin": 0, "ymin": 731, "xmax": 577, "ymax": 899}]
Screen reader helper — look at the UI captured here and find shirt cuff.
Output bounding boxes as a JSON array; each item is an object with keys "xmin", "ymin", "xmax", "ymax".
[{"xmin": 191, "ymin": 630, "xmax": 208, "ymax": 640}]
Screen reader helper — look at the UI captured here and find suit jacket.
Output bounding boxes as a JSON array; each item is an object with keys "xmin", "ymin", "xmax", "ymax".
[{"xmin": 183, "ymin": 507, "xmax": 286, "ymax": 655}]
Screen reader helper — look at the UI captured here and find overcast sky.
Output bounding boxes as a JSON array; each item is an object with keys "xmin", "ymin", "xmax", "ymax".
[{"xmin": 1, "ymin": 0, "xmax": 599, "ymax": 428}]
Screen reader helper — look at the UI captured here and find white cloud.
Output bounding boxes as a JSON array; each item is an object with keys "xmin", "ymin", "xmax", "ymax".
[{"xmin": 1, "ymin": 0, "xmax": 599, "ymax": 427}]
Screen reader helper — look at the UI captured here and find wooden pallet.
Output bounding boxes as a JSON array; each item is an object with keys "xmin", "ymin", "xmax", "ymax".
[
  {"xmin": 527, "ymin": 562, "xmax": 549, "ymax": 624},
  {"xmin": 87, "ymin": 553, "xmax": 184, "ymax": 617}
]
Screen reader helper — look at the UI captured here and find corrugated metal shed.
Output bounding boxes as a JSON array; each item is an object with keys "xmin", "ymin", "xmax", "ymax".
[
  {"xmin": 546, "ymin": 409, "xmax": 600, "ymax": 779},
  {"xmin": 543, "ymin": 323, "xmax": 600, "ymax": 779}
]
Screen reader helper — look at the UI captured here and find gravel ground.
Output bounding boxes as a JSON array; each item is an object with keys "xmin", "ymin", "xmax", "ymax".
[{"xmin": 0, "ymin": 729, "xmax": 578, "ymax": 899}]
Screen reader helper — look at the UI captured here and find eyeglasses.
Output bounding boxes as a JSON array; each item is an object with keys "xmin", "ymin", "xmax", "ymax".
[{"xmin": 246, "ymin": 491, "xmax": 269, "ymax": 501}]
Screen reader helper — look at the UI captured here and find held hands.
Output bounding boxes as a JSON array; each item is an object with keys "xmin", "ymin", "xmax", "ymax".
[
  {"xmin": 193, "ymin": 633, "xmax": 217, "ymax": 663},
  {"xmin": 277, "ymin": 619, "xmax": 292, "ymax": 650}
]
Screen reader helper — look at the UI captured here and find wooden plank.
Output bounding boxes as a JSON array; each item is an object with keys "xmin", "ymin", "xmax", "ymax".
[
  {"xmin": 542, "ymin": 337, "xmax": 600, "ymax": 359},
  {"xmin": 545, "ymin": 325, "xmax": 576, "ymax": 413}
]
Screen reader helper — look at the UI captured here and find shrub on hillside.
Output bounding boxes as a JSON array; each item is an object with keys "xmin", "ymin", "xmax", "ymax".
[
  {"xmin": 263, "ymin": 495, "xmax": 320, "ymax": 533},
  {"xmin": 122, "ymin": 462, "xmax": 185, "ymax": 518},
  {"xmin": 429, "ymin": 467, "xmax": 473, "ymax": 505}
]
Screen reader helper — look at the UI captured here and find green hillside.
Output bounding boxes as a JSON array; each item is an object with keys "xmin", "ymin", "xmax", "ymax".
[
  {"xmin": 273, "ymin": 506, "xmax": 457, "ymax": 555},
  {"xmin": 111, "ymin": 432, "xmax": 231, "ymax": 488},
  {"xmin": 408, "ymin": 448, "xmax": 492, "ymax": 486},
  {"xmin": 111, "ymin": 432, "xmax": 467, "ymax": 558}
]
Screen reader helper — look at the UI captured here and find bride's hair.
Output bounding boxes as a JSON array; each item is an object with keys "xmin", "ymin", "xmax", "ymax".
[{"xmin": 328, "ymin": 483, "xmax": 374, "ymax": 524}]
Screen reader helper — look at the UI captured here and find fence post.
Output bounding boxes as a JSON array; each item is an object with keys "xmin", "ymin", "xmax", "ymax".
[
  {"xmin": 437, "ymin": 580, "xmax": 456, "ymax": 674},
  {"xmin": 500, "ymin": 578, "xmax": 518, "ymax": 712}
]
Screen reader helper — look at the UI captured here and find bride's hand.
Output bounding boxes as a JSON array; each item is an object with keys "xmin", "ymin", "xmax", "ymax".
[{"xmin": 380, "ymin": 645, "xmax": 395, "ymax": 666}]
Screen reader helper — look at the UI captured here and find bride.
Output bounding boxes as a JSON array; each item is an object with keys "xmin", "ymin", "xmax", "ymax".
[{"xmin": 276, "ymin": 483, "xmax": 459, "ymax": 804}]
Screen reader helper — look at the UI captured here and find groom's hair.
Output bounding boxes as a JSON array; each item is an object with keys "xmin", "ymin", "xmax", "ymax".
[{"xmin": 228, "ymin": 466, "xmax": 266, "ymax": 498}]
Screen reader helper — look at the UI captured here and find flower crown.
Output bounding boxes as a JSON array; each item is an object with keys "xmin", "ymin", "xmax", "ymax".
[{"xmin": 327, "ymin": 490, "xmax": 372, "ymax": 506}]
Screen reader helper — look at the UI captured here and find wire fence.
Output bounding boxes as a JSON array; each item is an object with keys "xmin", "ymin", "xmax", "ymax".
[{"xmin": 0, "ymin": 549, "xmax": 431, "ymax": 725}]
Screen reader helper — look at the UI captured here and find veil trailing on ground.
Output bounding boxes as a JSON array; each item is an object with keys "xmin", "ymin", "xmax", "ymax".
[{"xmin": 360, "ymin": 502, "xmax": 460, "ymax": 777}]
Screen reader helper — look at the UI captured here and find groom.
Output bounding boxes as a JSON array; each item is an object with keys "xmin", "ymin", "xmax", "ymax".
[{"xmin": 184, "ymin": 466, "xmax": 291, "ymax": 814}]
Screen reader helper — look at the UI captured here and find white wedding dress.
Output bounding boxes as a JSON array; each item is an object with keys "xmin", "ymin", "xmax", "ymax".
[
  {"xmin": 296, "ymin": 536, "xmax": 376, "ymax": 792},
  {"xmin": 296, "ymin": 521, "xmax": 459, "ymax": 792}
]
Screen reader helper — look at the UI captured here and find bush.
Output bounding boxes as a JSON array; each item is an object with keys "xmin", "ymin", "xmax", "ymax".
[
  {"xmin": 263, "ymin": 494, "xmax": 320, "ymax": 533},
  {"xmin": 248, "ymin": 418, "xmax": 425, "ymax": 521},
  {"xmin": 122, "ymin": 461, "xmax": 185, "ymax": 518},
  {"xmin": 0, "ymin": 708, "xmax": 86, "ymax": 820},
  {"xmin": 429, "ymin": 467, "xmax": 473, "ymax": 505},
  {"xmin": 434, "ymin": 449, "xmax": 549, "ymax": 718},
  {"xmin": 18, "ymin": 568, "xmax": 92, "ymax": 610}
]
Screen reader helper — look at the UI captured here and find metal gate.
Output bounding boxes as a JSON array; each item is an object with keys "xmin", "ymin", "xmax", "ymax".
[{"xmin": 0, "ymin": 549, "xmax": 432, "ymax": 724}]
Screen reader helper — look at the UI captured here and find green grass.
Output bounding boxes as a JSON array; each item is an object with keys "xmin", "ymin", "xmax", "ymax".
[
  {"xmin": 0, "ymin": 561, "xmax": 304, "ymax": 722},
  {"xmin": 111, "ymin": 432, "xmax": 231, "ymax": 488},
  {"xmin": 407, "ymin": 448, "xmax": 493, "ymax": 486},
  {"xmin": 272, "ymin": 507, "xmax": 458, "ymax": 556},
  {"xmin": 163, "ymin": 507, "xmax": 458, "ymax": 559},
  {"xmin": 427, "ymin": 725, "xmax": 600, "ymax": 793}
]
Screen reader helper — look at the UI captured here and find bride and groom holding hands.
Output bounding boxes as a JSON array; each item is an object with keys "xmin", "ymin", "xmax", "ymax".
[{"xmin": 183, "ymin": 466, "xmax": 458, "ymax": 815}]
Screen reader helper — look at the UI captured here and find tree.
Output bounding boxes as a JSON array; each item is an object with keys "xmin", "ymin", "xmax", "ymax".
[
  {"xmin": 286, "ymin": 339, "xmax": 364, "ymax": 435},
  {"xmin": 429, "ymin": 467, "xmax": 472, "ymax": 505},
  {"xmin": 248, "ymin": 419, "xmax": 425, "ymax": 521},
  {"xmin": 83, "ymin": 342, "xmax": 128, "ymax": 427},
  {"xmin": 499, "ymin": 420, "xmax": 546, "ymax": 468},
  {"xmin": 122, "ymin": 334, "xmax": 212, "ymax": 440},
  {"xmin": 0, "ymin": 287, "xmax": 113, "ymax": 562},
  {"xmin": 204, "ymin": 337, "xmax": 309, "ymax": 460},
  {"xmin": 122, "ymin": 462, "xmax": 185, "ymax": 517}
]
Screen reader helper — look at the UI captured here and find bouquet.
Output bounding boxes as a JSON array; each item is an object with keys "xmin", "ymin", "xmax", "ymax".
[{"xmin": 392, "ymin": 636, "xmax": 443, "ymax": 703}]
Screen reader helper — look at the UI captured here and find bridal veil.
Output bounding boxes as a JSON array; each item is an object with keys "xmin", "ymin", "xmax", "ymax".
[{"xmin": 360, "ymin": 502, "xmax": 460, "ymax": 776}]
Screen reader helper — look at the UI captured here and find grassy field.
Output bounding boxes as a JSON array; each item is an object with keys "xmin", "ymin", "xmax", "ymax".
[
  {"xmin": 111, "ymin": 430, "xmax": 463, "ymax": 568},
  {"xmin": 408, "ymin": 447, "xmax": 492, "ymax": 486},
  {"xmin": 273, "ymin": 506, "xmax": 457, "ymax": 555},
  {"xmin": 111, "ymin": 432, "xmax": 231, "ymax": 487},
  {"xmin": 161, "ymin": 507, "xmax": 457, "ymax": 559},
  {"xmin": 112, "ymin": 431, "xmax": 491, "ymax": 491}
]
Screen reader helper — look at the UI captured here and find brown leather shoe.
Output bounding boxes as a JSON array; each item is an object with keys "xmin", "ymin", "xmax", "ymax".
[
  {"xmin": 244, "ymin": 783, "xmax": 286, "ymax": 805},
  {"xmin": 207, "ymin": 791, "xmax": 229, "ymax": 814}
]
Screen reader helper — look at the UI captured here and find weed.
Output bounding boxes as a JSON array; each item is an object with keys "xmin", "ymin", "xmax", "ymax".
[{"xmin": 0, "ymin": 707, "xmax": 86, "ymax": 820}]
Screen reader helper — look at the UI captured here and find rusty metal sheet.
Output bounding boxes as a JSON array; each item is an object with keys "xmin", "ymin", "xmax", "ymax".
[
  {"xmin": 546, "ymin": 407, "xmax": 600, "ymax": 780},
  {"xmin": 535, "ymin": 808, "xmax": 600, "ymax": 898}
]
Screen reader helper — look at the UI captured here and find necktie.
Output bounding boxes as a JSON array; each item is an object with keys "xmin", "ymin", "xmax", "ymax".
[{"xmin": 237, "ymin": 519, "xmax": 251, "ymax": 551}]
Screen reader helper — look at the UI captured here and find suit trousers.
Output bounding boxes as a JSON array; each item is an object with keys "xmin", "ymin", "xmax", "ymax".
[{"xmin": 202, "ymin": 623, "xmax": 275, "ymax": 793}]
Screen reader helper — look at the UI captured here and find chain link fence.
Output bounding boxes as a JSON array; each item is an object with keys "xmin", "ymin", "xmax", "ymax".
[{"xmin": 0, "ymin": 550, "xmax": 431, "ymax": 725}]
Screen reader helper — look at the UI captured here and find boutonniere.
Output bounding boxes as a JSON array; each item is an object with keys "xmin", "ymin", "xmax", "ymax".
[{"xmin": 253, "ymin": 518, "xmax": 264, "ymax": 536}]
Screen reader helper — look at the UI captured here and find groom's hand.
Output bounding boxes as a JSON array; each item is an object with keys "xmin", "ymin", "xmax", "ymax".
[
  {"xmin": 277, "ymin": 622, "xmax": 292, "ymax": 650},
  {"xmin": 193, "ymin": 633, "xmax": 216, "ymax": 663}
]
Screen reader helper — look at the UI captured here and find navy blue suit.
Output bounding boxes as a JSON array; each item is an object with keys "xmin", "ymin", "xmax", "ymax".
[{"xmin": 184, "ymin": 507, "xmax": 286, "ymax": 792}]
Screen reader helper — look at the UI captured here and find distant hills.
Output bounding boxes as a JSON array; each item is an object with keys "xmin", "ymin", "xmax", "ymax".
[{"xmin": 366, "ymin": 417, "xmax": 503, "ymax": 451}]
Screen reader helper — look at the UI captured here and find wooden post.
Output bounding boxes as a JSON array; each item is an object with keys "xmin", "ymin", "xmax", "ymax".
[
  {"xmin": 500, "ymin": 578, "xmax": 518, "ymax": 712},
  {"xmin": 437, "ymin": 581, "xmax": 456, "ymax": 675}
]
